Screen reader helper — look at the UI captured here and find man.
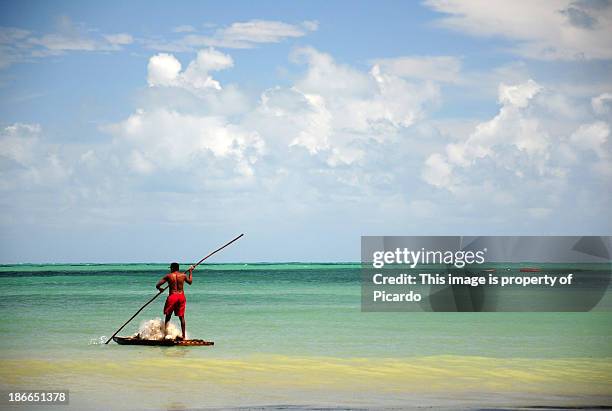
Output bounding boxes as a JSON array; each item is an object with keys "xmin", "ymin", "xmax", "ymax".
[{"xmin": 156, "ymin": 262, "xmax": 193, "ymax": 340}]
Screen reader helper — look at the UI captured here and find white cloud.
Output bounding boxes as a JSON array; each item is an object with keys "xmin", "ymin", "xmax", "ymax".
[
  {"xmin": 147, "ymin": 48, "xmax": 233, "ymax": 91},
  {"xmin": 301, "ymin": 20, "xmax": 319, "ymax": 31},
  {"xmin": 249, "ymin": 47, "xmax": 441, "ymax": 166},
  {"xmin": 30, "ymin": 34, "xmax": 98, "ymax": 52},
  {"xmin": 0, "ymin": 28, "xmax": 30, "ymax": 68},
  {"xmin": 217, "ymin": 20, "xmax": 314, "ymax": 46},
  {"xmin": 291, "ymin": 47, "xmax": 373, "ymax": 97},
  {"xmin": 0, "ymin": 42, "xmax": 610, "ymax": 257},
  {"xmin": 185, "ymin": 47, "xmax": 233, "ymax": 73},
  {"xmin": 371, "ymin": 56, "xmax": 462, "ymax": 83},
  {"xmin": 0, "ymin": 16, "xmax": 134, "ymax": 68},
  {"xmin": 455, "ymin": 79, "xmax": 549, "ymax": 164},
  {"xmin": 422, "ymin": 79, "xmax": 553, "ymax": 188},
  {"xmin": 498, "ymin": 79, "xmax": 542, "ymax": 108},
  {"xmin": 146, "ymin": 19, "xmax": 318, "ymax": 51},
  {"xmin": 29, "ymin": 16, "xmax": 132, "ymax": 52},
  {"xmin": 369, "ymin": 64, "xmax": 440, "ymax": 129},
  {"xmin": 0, "ymin": 27, "xmax": 30, "ymax": 43},
  {"xmin": 0, "ymin": 123, "xmax": 71, "ymax": 189},
  {"xmin": 173, "ymin": 25, "xmax": 196, "ymax": 33},
  {"xmin": 569, "ymin": 121, "xmax": 610, "ymax": 158},
  {"xmin": 0, "ymin": 123, "xmax": 41, "ymax": 166},
  {"xmin": 425, "ymin": 0, "xmax": 612, "ymax": 60},
  {"xmin": 258, "ymin": 87, "xmax": 333, "ymax": 155},
  {"xmin": 128, "ymin": 150, "xmax": 155, "ymax": 175},
  {"xmin": 422, "ymin": 153, "xmax": 455, "ymax": 189},
  {"xmin": 147, "ymin": 53, "xmax": 182, "ymax": 86},
  {"xmin": 592, "ymin": 92, "xmax": 612, "ymax": 115},
  {"xmin": 107, "ymin": 108, "xmax": 265, "ymax": 177},
  {"xmin": 104, "ymin": 33, "xmax": 133, "ymax": 45},
  {"xmin": 422, "ymin": 78, "xmax": 612, "ymax": 199},
  {"xmin": 108, "ymin": 44, "xmax": 443, "ymax": 213}
]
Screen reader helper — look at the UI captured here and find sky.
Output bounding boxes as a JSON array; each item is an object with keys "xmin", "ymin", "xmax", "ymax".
[{"xmin": 0, "ymin": 0, "xmax": 611, "ymax": 263}]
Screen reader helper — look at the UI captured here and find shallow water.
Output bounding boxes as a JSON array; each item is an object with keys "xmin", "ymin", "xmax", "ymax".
[{"xmin": 0, "ymin": 263, "xmax": 611, "ymax": 409}]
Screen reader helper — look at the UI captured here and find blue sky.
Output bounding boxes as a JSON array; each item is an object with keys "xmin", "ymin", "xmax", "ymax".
[{"xmin": 0, "ymin": 1, "xmax": 611, "ymax": 263}]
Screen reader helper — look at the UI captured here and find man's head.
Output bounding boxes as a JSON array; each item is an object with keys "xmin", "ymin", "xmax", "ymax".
[{"xmin": 170, "ymin": 262, "xmax": 179, "ymax": 272}]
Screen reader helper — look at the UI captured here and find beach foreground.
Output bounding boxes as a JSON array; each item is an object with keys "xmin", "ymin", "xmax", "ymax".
[{"xmin": 2, "ymin": 354, "xmax": 612, "ymax": 409}]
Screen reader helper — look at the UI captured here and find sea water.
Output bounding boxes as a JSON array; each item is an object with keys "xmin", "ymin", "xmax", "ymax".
[{"xmin": 0, "ymin": 263, "xmax": 611, "ymax": 410}]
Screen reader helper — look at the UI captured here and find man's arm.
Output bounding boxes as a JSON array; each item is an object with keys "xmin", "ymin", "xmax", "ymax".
[
  {"xmin": 185, "ymin": 266, "xmax": 194, "ymax": 285},
  {"xmin": 156, "ymin": 274, "xmax": 168, "ymax": 291}
]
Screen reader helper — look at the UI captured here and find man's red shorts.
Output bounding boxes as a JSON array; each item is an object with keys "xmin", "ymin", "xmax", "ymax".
[{"xmin": 164, "ymin": 293, "xmax": 186, "ymax": 317}]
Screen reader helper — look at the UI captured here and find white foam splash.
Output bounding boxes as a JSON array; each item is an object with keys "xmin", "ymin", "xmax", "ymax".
[
  {"xmin": 135, "ymin": 318, "xmax": 184, "ymax": 340},
  {"xmin": 89, "ymin": 336, "xmax": 107, "ymax": 345}
]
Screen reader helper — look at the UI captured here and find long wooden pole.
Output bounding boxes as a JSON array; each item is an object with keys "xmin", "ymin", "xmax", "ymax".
[{"xmin": 105, "ymin": 233, "xmax": 244, "ymax": 344}]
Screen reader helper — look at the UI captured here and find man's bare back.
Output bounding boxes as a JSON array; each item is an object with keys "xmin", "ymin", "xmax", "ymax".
[
  {"xmin": 156, "ymin": 265, "xmax": 193, "ymax": 294},
  {"xmin": 163, "ymin": 271, "xmax": 189, "ymax": 294},
  {"xmin": 156, "ymin": 263, "xmax": 194, "ymax": 339}
]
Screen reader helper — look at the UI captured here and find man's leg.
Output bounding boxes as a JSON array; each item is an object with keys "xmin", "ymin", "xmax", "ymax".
[
  {"xmin": 164, "ymin": 313, "xmax": 172, "ymax": 337},
  {"xmin": 179, "ymin": 315, "xmax": 186, "ymax": 340}
]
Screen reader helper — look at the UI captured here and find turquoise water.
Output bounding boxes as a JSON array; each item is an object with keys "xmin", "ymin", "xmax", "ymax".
[{"xmin": 0, "ymin": 263, "xmax": 611, "ymax": 409}]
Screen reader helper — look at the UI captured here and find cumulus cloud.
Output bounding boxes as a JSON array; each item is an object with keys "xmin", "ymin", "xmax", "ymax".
[
  {"xmin": 422, "ymin": 79, "xmax": 552, "ymax": 190},
  {"xmin": 147, "ymin": 53, "xmax": 182, "ymax": 86},
  {"xmin": 104, "ymin": 45, "xmax": 444, "ymax": 214},
  {"xmin": 291, "ymin": 47, "xmax": 373, "ymax": 97},
  {"xmin": 0, "ymin": 123, "xmax": 41, "ymax": 166},
  {"xmin": 592, "ymin": 93, "xmax": 612, "ymax": 115},
  {"xmin": 425, "ymin": 0, "xmax": 612, "ymax": 60},
  {"xmin": 271, "ymin": 47, "xmax": 441, "ymax": 166},
  {"xmin": 371, "ymin": 56, "xmax": 462, "ymax": 83},
  {"xmin": 3, "ymin": 11, "xmax": 612, "ymax": 262},
  {"xmin": 107, "ymin": 108, "xmax": 265, "ymax": 177},
  {"xmin": 422, "ymin": 78, "xmax": 612, "ymax": 199},
  {"xmin": 4, "ymin": 45, "xmax": 607, "ymax": 240},
  {"xmin": 147, "ymin": 48, "xmax": 233, "ymax": 91},
  {"xmin": 0, "ymin": 123, "xmax": 71, "ymax": 189},
  {"xmin": 569, "ymin": 121, "xmax": 610, "ymax": 158},
  {"xmin": 107, "ymin": 48, "xmax": 268, "ymax": 191},
  {"xmin": 422, "ymin": 153, "xmax": 455, "ymax": 189},
  {"xmin": 257, "ymin": 87, "xmax": 333, "ymax": 155},
  {"xmin": 498, "ymin": 79, "xmax": 542, "ymax": 108}
]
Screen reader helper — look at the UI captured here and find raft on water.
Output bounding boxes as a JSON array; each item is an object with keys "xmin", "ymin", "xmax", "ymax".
[{"xmin": 113, "ymin": 336, "xmax": 214, "ymax": 346}]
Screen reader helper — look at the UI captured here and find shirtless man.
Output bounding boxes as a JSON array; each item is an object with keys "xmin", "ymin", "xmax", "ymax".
[{"xmin": 156, "ymin": 262, "xmax": 193, "ymax": 340}]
